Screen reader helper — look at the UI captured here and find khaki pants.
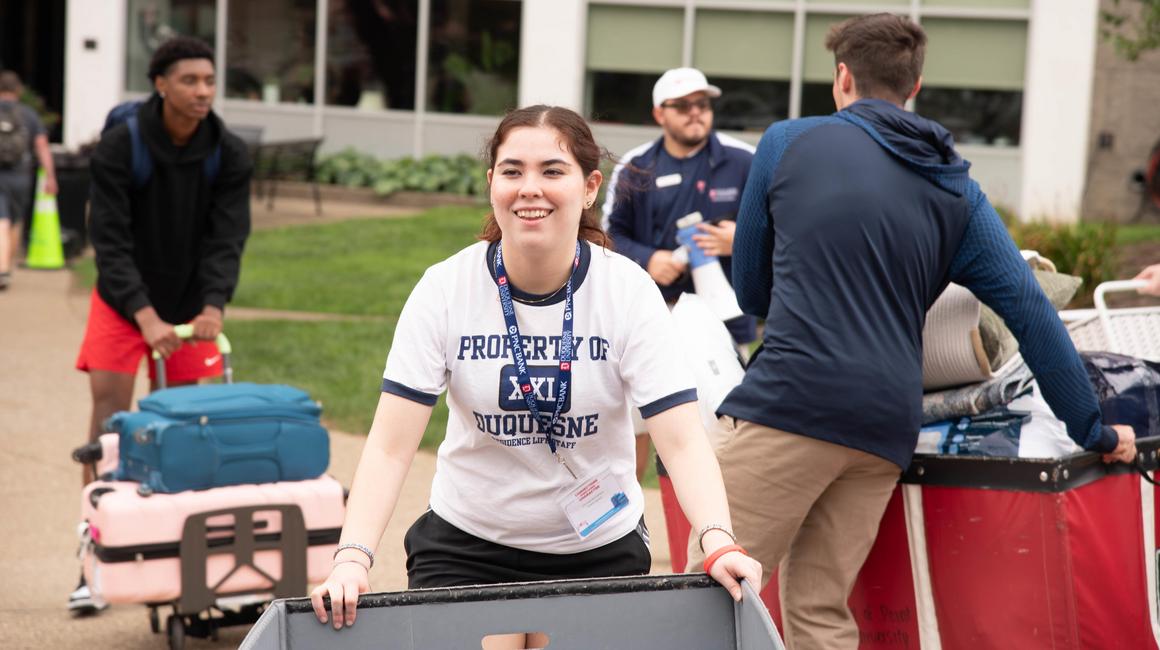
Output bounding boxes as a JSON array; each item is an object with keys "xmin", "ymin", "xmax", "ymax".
[{"xmin": 688, "ymin": 417, "xmax": 900, "ymax": 650}]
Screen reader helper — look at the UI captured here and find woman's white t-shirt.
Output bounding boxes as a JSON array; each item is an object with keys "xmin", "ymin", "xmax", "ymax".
[{"xmin": 382, "ymin": 240, "xmax": 696, "ymax": 554}]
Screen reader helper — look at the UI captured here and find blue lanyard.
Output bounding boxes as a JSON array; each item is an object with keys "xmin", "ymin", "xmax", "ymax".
[{"xmin": 494, "ymin": 241, "xmax": 580, "ymax": 474}]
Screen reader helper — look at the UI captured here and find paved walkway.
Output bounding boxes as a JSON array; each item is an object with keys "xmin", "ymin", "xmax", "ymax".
[{"xmin": 0, "ymin": 215, "xmax": 672, "ymax": 649}]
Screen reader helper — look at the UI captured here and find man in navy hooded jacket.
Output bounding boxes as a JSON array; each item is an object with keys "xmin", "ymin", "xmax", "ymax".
[{"xmin": 702, "ymin": 14, "xmax": 1137, "ymax": 649}]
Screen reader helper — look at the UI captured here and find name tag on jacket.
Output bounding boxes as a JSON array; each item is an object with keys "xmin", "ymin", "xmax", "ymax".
[
  {"xmin": 655, "ymin": 173, "xmax": 682, "ymax": 188},
  {"xmin": 709, "ymin": 187, "xmax": 739, "ymax": 203}
]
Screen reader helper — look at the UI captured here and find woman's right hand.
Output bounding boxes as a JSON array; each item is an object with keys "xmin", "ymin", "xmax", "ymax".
[{"xmin": 310, "ymin": 561, "xmax": 371, "ymax": 629}]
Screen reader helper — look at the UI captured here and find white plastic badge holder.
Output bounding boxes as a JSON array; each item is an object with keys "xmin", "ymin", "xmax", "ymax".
[{"xmin": 559, "ymin": 470, "xmax": 630, "ymax": 539}]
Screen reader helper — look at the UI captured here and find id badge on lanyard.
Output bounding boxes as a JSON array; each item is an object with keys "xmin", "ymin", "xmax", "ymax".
[
  {"xmin": 493, "ymin": 241, "xmax": 580, "ymax": 478},
  {"xmin": 493, "ymin": 241, "xmax": 632, "ymax": 539}
]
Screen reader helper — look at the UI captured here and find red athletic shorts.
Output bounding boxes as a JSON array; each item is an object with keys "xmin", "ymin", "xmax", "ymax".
[{"xmin": 75, "ymin": 289, "xmax": 223, "ymax": 383}]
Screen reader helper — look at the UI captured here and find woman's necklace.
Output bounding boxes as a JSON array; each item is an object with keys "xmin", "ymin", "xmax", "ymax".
[
  {"xmin": 490, "ymin": 243, "xmax": 573, "ymax": 304},
  {"xmin": 515, "ymin": 276, "xmax": 571, "ymax": 304}
]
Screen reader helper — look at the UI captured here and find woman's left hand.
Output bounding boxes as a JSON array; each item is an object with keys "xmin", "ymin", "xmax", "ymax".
[{"xmin": 707, "ymin": 550, "xmax": 764, "ymax": 602}]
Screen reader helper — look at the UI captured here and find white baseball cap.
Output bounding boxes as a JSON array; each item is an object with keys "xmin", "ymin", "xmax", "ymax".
[{"xmin": 652, "ymin": 68, "xmax": 722, "ymax": 108}]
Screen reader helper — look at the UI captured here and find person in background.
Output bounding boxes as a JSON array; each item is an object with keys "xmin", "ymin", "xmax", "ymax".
[
  {"xmin": 69, "ymin": 36, "xmax": 251, "ymax": 615},
  {"xmin": 602, "ymin": 67, "xmax": 757, "ymax": 480},
  {"xmin": 0, "ymin": 70, "xmax": 57, "ymax": 290},
  {"xmin": 309, "ymin": 105, "xmax": 761, "ymax": 650},
  {"xmin": 1136, "ymin": 264, "xmax": 1160, "ymax": 296},
  {"xmin": 703, "ymin": 14, "xmax": 1138, "ymax": 649}
]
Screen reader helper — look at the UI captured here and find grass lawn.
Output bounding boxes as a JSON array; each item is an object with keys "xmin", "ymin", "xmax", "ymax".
[
  {"xmin": 231, "ymin": 205, "xmax": 485, "ymax": 315},
  {"xmin": 1116, "ymin": 223, "xmax": 1160, "ymax": 245},
  {"xmin": 224, "ymin": 319, "xmax": 450, "ymax": 449},
  {"xmin": 71, "ymin": 206, "xmax": 480, "ymax": 449},
  {"xmin": 226, "ymin": 206, "xmax": 482, "ymax": 449},
  {"xmin": 68, "ymin": 205, "xmax": 486, "ymax": 315},
  {"xmin": 69, "ymin": 205, "xmax": 665, "ymax": 482}
]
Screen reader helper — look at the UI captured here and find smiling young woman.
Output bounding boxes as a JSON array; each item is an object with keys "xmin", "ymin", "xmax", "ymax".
[
  {"xmin": 310, "ymin": 105, "xmax": 761, "ymax": 650},
  {"xmin": 480, "ymin": 106, "xmax": 609, "ymax": 294}
]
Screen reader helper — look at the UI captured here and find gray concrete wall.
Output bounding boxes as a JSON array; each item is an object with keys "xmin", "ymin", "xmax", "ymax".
[{"xmin": 1082, "ymin": 1, "xmax": 1160, "ymax": 222}]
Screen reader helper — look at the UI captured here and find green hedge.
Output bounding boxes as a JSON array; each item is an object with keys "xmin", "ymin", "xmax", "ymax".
[
  {"xmin": 995, "ymin": 206, "xmax": 1119, "ymax": 307},
  {"xmin": 315, "ymin": 150, "xmax": 488, "ymax": 198}
]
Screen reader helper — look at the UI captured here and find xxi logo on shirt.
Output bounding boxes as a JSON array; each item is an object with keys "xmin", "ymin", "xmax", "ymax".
[{"xmin": 498, "ymin": 364, "xmax": 572, "ymax": 413}]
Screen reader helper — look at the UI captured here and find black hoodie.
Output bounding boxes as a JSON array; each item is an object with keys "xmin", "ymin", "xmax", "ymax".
[{"xmin": 89, "ymin": 93, "xmax": 251, "ymax": 325}]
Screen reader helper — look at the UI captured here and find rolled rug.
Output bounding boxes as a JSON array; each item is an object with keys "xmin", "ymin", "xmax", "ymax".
[
  {"xmin": 922, "ymin": 355, "xmax": 1033, "ymax": 425},
  {"xmin": 921, "ymin": 283, "xmax": 991, "ymax": 390}
]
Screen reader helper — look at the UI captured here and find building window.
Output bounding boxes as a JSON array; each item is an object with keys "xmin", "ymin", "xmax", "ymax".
[
  {"xmin": 797, "ymin": 13, "xmax": 1025, "ymax": 146},
  {"xmin": 426, "ymin": 0, "xmax": 521, "ymax": 116},
  {"xmin": 325, "ymin": 0, "xmax": 418, "ymax": 110},
  {"xmin": 125, "ymin": 0, "xmax": 216, "ymax": 94},
  {"xmin": 807, "ymin": 0, "xmax": 907, "ymax": 4},
  {"xmin": 800, "ymin": 13, "xmax": 855, "ymax": 117},
  {"xmin": 916, "ymin": 18, "xmax": 1026, "ymax": 145},
  {"xmin": 916, "ymin": 87, "xmax": 1022, "ymax": 146},
  {"xmin": 800, "ymin": 82, "xmax": 837, "ymax": 118},
  {"xmin": 585, "ymin": 5, "xmax": 683, "ymax": 126},
  {"xmin": 226, "ymin": 0, "xmax": 317, "ymax": 104},
  {"xmin": 692, "ymin": 10, "xmax": 793, "ymax": 132},
  {"xmin": 922, "ymin": 0, "xmax": 1028, "ymax": 7}
]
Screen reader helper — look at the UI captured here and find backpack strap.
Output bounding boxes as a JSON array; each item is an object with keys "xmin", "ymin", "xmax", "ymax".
[
  {"xmin": 203, "ymin": 143, "xmax": 222, "ymax": 187},
  {"xmin": 127, "ymin": 113, "xmax": 222, "ymax": 188},
  {"xmin": 125, "ymin": 116, "xmax": 152, "ymax": 189}
]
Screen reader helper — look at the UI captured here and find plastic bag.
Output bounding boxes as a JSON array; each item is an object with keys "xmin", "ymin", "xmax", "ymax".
[
  {"xmin": 1080, "ymin": 352, "xmax": 1160, "ymax": 438},
  {"xmin": 916, "ymin": 408, "xmax": 1029, "ymax": 457}
]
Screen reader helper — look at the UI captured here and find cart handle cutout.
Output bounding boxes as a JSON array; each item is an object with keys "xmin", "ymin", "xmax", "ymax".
[{"xmin": 480, "ymin": 631, "xmax": 551, "ymax": 649}]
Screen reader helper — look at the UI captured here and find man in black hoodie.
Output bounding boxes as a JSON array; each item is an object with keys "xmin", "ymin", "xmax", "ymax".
[
  {"xmin": 692, "ymin": 14, "xmax": 1138, "ymax": 649},
  {"xmin": 70, "ymin": 36, "xmax": 250, "ymax": 614}
]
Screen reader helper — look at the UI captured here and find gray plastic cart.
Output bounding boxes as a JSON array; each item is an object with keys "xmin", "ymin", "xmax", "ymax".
[{"xmin": 240, "ymin": 574, "xmax": 784, "ymax": 650}]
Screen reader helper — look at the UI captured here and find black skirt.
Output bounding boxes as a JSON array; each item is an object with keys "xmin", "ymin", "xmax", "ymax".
[{"xmin": 403, "ymin": 509, "xmax": 651, "ymax": 589}]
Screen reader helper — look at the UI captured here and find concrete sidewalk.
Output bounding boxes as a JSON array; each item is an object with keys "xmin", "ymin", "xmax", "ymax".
[{"xmin": 0, "ymin": 265, "xmax": 671, "ymax": 649}]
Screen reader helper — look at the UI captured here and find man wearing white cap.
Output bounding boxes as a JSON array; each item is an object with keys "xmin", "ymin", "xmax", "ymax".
[{"xmin": 603, "ymin": 68, "xmax": 756, "ymax": 481}]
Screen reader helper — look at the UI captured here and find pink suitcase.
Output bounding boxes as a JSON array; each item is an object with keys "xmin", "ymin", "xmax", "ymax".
[{"xmin": 80, "ymin": 475, "xmax": 345, "ymax": 609}]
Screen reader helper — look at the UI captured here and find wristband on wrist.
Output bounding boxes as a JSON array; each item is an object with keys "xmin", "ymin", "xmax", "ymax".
[
  {"xmin": 696, "ymin": 523, "xmax": 737, "ymax": 553},
  {"xmin": 702, "ymin": 544, "xmax": 747, "ymax": 575},
  {"xmin": 333, "ymin": 559, "xmax": 370, "ymax": 572},
  {"xmin": 333, "ymin": 542, "xmax": 375, "ymax": 568}
]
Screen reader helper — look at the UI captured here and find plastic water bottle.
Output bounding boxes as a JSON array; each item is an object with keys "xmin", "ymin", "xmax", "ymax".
[{"xmin": 674, "ymin": 211, "xmax": 743, "ymax": 322}]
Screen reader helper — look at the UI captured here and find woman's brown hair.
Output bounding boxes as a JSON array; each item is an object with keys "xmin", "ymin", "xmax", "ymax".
[{"xmin": 479, "ymin": 105, "xmax": 611, "ymax": 248}]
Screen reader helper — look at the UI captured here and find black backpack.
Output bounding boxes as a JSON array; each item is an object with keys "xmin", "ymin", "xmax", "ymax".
[
  {"xmin": 0, "ymin": 103, "xmax": 29, "ymax": 169},
  {"xmin": 101, "ymin": 99, "xmax": 221, "ymax": 187}
]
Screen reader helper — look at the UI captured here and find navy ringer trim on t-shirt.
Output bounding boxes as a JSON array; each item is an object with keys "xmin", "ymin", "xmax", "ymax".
[
  {"xmin": 639, "ymin": 388, "xmax": 698, "ymax": 419},
  {"xmin": 382, "ymin": 378, "xmax": 439, "ymax": 406},
  {"xmin": 485, "ymin": 239, "xmax": 592, "ymax": 306}
]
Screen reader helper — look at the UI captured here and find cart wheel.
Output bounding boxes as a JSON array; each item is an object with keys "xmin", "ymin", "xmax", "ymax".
[
  {"xmin": 166, "ymin": 614, "xmax": 185, "ymax": 650},
  {"xmin": 149, "ymin": 607, "xmax": 160, "ymax": 634}
]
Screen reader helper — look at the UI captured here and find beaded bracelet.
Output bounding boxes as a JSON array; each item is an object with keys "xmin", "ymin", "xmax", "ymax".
[
  {"xmin": 333, "ymin": 542, "xmax": 376, "ymax": 569},
  {"xmin": 702, "ymin": 544, "xmax": 748, "ymax": 575},
  {"xmin": 697, "ymin": 523, "xmax": 737, "ymax": 553}
]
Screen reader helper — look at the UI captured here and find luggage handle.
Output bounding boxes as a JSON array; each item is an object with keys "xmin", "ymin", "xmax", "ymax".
[
  {"xmin": 152, "ymin": 324, "xmax": 233, "ymax": 389},
  {"xmin": 1093, "ymin": 280, "xmax": 1149, "ymax": 355},
  {"xmin": 72, "ymin": 441, "xmax": 104, "ymax": 482},
  {"xmin": 72, "ymin": 440, "xmax": 102, "ymax": 465}
]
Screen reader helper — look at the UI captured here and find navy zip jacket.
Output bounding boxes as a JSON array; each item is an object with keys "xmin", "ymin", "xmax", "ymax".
[
  {"xmin": 603, "ymin": 131, "xmax": 757, "ymax": 343},
  {"xmin": 721, "ymin": 99, "xmax": 1118, "ymax": 469}
]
